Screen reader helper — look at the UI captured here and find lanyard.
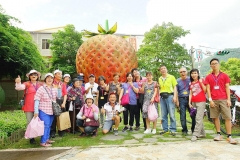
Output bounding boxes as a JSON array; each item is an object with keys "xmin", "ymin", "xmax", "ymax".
[
  {"xmin": 211, "ymin": 72, "xmax": 222, "ymax": 85},
  {"xmin": 182, "ymin": 79, "xmax": 187, "ymax": 90},
  {"xmin": 86, "ymin": 106, "xmax": 92, "ymax": 117},
  {"xmin": 31, "ymin": 82, "xmax": 38, "ymax": 91},
  {"xmin": 161, "ymin": 77, "xmax": 167, "ymax": 87}
]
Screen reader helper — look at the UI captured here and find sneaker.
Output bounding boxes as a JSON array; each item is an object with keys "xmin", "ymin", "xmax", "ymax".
[
  {"xmin": 182, "ymin": 132, "xmax": 188, "ymax": 136},
  {"xmin": 113, "ymin": 129, "xmax": 118, "ymax": 136},
  {"xmin": 129, "ymin": 127, "xmax": 133, "ymax": 132},
  {"xmin": 159, "ymin": 131, "xmax": 168, "ymax": 135},
  {"xmin": 214, "ymin": 134, "xmax": 223, "ymax": 141},
  {"xmin": 122, "ymin": 126, "xmax": 129, "ymax": 132},
  {"xmin": 29, "ymin": 138, "xmax": 36, "ymax": 144},
  {"xmin": 199, "ymin": 134, "xmax": 206, "ymax": 138},
  {"xmin": 40, "ymin": 143, "xmax": 52, "ymax": 147},
  {"xmin": 227, "ymin": 137, "xmax": 237, "ymax": 144},
  {"xmin": 191, "ymin": 136, "xmax": 197, "ymax": 142},
  {"xmin": 134, "ymin": 126, "xmax": 140, "ymax": 131},
  {"xmin": 99, "ymin": 125, "xmax": 103, "ymax": 128},
  {"xmin": 92, "ymin": 130, "xmax": 98, "ymax": 138},
  {"xmin": 79, "ymin": 132, "xmax": 86, "ymax": 137},
  {"xmin": 152, "ymin": 129, "xmax": 156, "ymax": 134},
  {"xmin": 170, "ymin": 132, "xmax": 176, "ymax": 136},
  {"xmin": 144, "ymin": 129, "xmax": 151, "ymax": 134}
]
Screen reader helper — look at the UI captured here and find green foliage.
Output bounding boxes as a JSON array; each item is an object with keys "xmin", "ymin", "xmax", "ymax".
[
  {"xmin": 137, "ymin": 22, "xmax": 191, "ymax": 79},
  {"xmin": 0, "ymin": 111, "xmax": 26, "ymax": 138},
  {"xmin": 220, "ymin": 58, "xmax": 240, "ymax": 85},
  {"xmin": 0, "ymin": 5, "xmax": 46, "ymax": 80},
  {"xmin": 198, "ymin": 48, "xmax": 240, "ymax": 77},
  {"xmin": 49, "ymin": 24, "xmax": 83, "ymax": 75}
]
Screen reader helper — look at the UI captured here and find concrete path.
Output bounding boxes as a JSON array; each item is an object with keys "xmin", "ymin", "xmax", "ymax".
[{"xmin": 48, "ymin": 139, "xmax": 240, "ymax": 160}]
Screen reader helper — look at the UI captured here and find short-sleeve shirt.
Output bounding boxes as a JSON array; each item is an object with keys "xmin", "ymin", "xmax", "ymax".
[
  {"xmin": 159, "ymin": 74, "xmax": 177, "ymax": 93},
  {"xmin": 53, "ymin": 79, "xmax": 67, "ymax": 98},
  {"xmin": 104, "ymin": 102, "xmax": 121, "ymax": 121},
  {"xmin": 121, "ymin": 82, "xmax": 138, "ymax": 105},
  {"xmin": 177, "ymin": 77, "xmax": 190, "ymax": 97},
  {"xmin": 190, "ymin": 81, "xmax": 206, "ymax": 102},
  {"xmin": 205, "ymin": 72, "xmax": 230, "ymax": 100},
  {"xmin": 85, "ymin": 82, "xmax": 98, "ymax": 97},
  {"xmin": 97, "ymin": 86, "xmax": 108, "ymax": 107}
]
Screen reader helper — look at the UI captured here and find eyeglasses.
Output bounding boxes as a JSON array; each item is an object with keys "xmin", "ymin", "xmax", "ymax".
[
  {"xmin": 180, "ymin": 71, "xmax": 186, "ymax": 73},
  {"xmin": 210, "ymin": 63, "xmax": 219, "ymax": 66},
  {"xmin": 30, "ymin": 73, "xmax": 38, "ymax": 76}
]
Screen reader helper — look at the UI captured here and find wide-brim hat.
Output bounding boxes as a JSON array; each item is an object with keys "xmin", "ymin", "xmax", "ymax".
[
  {"xmin": 85, "ymin": 95, "xmax": 94, "ymax": 103},
  {"xmin": 26, "ymin": 69, "xmax": 41, "ymax": 77},
  {"xmin": 44, "ymin": 73, "xmax": 54, "ymax": 79},
  {"xmin": 63, "ymin": 74, "xmax": 71, "ymax": 78},
  {"xmin": 54, "ymin": 69, "xmax": 62, "ymax": 75}
]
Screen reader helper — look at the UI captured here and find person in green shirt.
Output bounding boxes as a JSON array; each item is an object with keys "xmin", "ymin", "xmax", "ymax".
[{"xmin": 158, "ymin": 65, "xmax": 177, "ymax": 136}]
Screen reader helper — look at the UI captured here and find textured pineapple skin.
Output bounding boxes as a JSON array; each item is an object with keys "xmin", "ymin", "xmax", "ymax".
[{"xmin": 76, "ymin": 34, "xmax": 138, "ymax": 83}]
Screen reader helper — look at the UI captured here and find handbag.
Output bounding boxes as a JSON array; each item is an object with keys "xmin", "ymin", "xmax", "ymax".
[
  {"xmin": 57, "ymin": 111, "xmax": 71, "ymax": 131},
  {"xmin": 44, "ymin": 87, "xmax": 62, "ymax": 116},
  {"xmin": 120, "ymin": 85, "xmax": 131, "ymax": 106},
  {"xmin": 154, "ymin": 82, "xmax": 160, "ymax": 103},
  {"xmin": 25, "ymin": 117, "xmax": 44, "ymax": 139},
  {"xmin": 82, "ymin": 106, "xmax": 99, "ymax": 127},
  {"xmin": 148, "ymin": 103, "xmax": 158, "ymax": 121}
]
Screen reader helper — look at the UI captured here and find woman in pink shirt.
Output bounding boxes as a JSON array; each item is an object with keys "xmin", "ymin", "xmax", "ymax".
[
  {"xmin": 15, "ymin": 69, "xmax": 42, "ymax": 144},
  {"xmin": 76, "ymin": 95, "xmax": 99, "ymax": 137},
  {"xmin": 34, "ymin": 73, "xmax": 58, "ymax": 147}
]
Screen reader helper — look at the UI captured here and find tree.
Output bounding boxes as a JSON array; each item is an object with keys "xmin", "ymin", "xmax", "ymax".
[
  {"xmin": 0, "ymin": 5, "xmax": 46, "ymax": 79},
  {"xmin": 137, "ymin": 22, "xmax": 191, "ymax": 79},
  {"xmin": 219, "ymin": 58, "xmax": 240, "ymax": 85},
  {"xmin": 49, "ymin": 25, "xmax": 83, "ymax": 75}
]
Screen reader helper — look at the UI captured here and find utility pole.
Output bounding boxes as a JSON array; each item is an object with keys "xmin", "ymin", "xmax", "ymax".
[{"xmin": 190, "ymin": 46, "xmax": 195, "ymax": 69}]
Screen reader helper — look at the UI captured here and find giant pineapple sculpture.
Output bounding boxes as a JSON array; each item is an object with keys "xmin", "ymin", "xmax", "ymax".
[{"xmin": 76, "ymin": 21, "xmax": 138, "ymax": 83}]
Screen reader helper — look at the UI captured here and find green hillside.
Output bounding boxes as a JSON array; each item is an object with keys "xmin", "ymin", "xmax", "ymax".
[{"xmin": 194, "ymin": 48, "xmax": 240, "ymax": 77}]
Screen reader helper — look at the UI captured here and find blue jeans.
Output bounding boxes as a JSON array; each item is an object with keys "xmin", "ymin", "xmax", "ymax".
[
  {"xmin": 179, "ymin": 97, "xmax": 189, "ymax": 133},
  {"xmin": 179, "ymin": 97, "xmax": 196, "ymax": 133},
  {"xmin": 39, "ymin": 110, "xmax": 54, "ymax": 143},
  {"xmin": 160, "ymin": 95, "xmax": 176, "ymax": 132},
  {"xmin": 76, "ymin": 119, "xmax": 98, "ymax": 135}
]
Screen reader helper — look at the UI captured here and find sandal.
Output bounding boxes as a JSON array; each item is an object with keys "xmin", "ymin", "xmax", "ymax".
[{"xmin": 40, "ymin": 143, "xmax": 52, "ymax": 147}]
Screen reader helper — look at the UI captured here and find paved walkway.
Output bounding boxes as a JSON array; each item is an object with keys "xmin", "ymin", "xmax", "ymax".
[{"xmin": 48, "ymin": 139, "xmax": 240, "ymax": 160}]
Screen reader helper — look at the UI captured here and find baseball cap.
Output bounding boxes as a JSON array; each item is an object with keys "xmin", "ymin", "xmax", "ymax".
[{"xmin": 89, "ymin": 74, "xmax": 95, "ymax": 78}]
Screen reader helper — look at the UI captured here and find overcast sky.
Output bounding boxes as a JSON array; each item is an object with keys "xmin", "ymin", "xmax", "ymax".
[{"xmin": 1, "ymin": 0, "xmax": 240, "ymax": 54}]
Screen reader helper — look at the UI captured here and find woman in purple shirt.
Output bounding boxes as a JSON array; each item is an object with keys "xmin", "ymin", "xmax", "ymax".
[{"xmin": 119, "ymin": 72, "xmax": 139, "ymax": 132}]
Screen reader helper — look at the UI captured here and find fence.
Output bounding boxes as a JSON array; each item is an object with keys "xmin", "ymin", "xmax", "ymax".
[{"xmin": 0, "ymin": 129, "xmax": 25, "ymax": 146}]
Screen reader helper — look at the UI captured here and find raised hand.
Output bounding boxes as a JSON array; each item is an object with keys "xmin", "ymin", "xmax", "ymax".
[{"xmin": 15, "ymin": 75, "xmax": 21, "ymax": 83}]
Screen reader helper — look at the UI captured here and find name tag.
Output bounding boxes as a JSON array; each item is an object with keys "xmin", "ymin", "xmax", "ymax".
[
  {"xmin": 183, "ymin": 91, "xmax": 188, "ymax": 95},
  {"xmin": 86, "ymin": 118, "xmax": 90, "ymax": 122},
  {"xmin": 126, "ymin": 90, "xmax": 128, "ymax": 93},
  {"xmin": 100, "ymin": 96, "xmax": 104, "ymax": 99},
  {"xmin": 147, "ymin": 89, "xmax": 151, "ymax": 93},
  {"xmin": 214, "ymin": 86, "xmax": 219, "ymax": 90}
]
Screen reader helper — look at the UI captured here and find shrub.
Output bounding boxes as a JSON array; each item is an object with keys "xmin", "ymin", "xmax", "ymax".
[{"xmin": 0, "ymin": 111, "xmax": 27, "ymax": 138}]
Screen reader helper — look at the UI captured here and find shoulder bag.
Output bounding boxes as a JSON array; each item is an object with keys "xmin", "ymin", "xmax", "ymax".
[
  {"xmin": 82, "ymin": 106, "xmax": 99, "ymax": 127},
  {"xmin": 120, "ymin": 84, "xmax": 131, "ymax": 106},
  {"xmin": 44, "ymin": 87, "xmax": 62, "ymax": 116}
]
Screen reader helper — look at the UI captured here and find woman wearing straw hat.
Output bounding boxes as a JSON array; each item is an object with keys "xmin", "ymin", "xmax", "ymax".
[{"xmin": 15, "ymin": 69, "xmax": 42, "ymax": 144}]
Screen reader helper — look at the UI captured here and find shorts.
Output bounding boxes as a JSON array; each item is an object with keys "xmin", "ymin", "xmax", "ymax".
[
  {"xmin": 210, "ymin": 100, "xmax": 231, "ymax": 119},
  {"xmin": 103, "ymin": 120, "xmax": 115, "ymax": 131}
]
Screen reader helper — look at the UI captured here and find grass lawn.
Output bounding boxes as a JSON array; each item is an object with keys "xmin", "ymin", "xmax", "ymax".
[{"xmin": 1, "ymin": 109, "xmax": 217, "ymax": 150}]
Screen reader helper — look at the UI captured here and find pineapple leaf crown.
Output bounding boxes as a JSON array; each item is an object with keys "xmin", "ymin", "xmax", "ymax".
[{"xmin": 82, "ymin": 20, "xmax": 117, "ymax": 38}]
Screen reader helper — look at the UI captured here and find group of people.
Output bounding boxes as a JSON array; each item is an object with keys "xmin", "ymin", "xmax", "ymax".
[{"xmin": 15, "ymin": 57, "xmax": 237, "ymax": 147}]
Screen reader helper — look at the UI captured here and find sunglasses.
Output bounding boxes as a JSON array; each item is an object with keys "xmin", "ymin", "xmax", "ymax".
[{"xmin": 30, "ymin": 73, "xmax": 38, "ymax": 76}]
